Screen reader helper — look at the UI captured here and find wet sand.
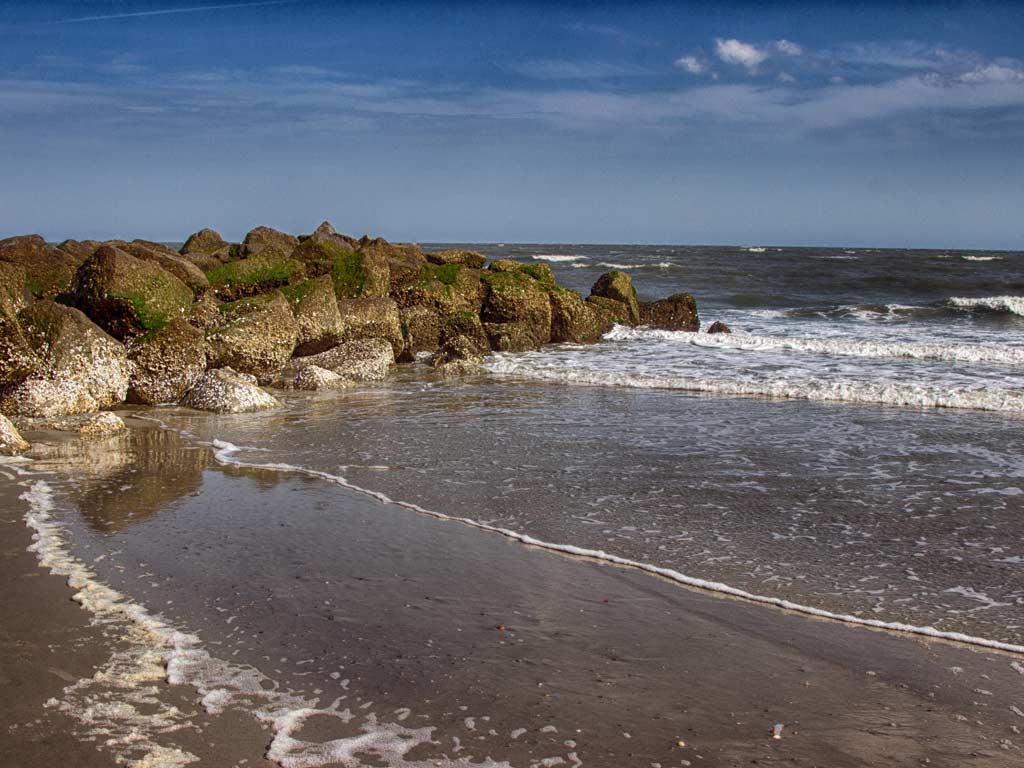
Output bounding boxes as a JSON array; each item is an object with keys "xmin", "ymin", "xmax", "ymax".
[{"xmin": 2, "ymin": 421, "xmax": 1023, "ymax": 766}]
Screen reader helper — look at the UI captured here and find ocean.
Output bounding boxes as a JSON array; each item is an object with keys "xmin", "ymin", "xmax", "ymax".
[{"xmin": 8, "ymin": 242, "xmax": 1024, "ymax": 767}]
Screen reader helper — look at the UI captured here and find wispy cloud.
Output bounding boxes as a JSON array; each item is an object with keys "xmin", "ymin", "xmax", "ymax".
[
  {"xmin": 39, "ymin": 0, "xmax": 297, "ymax": 26},
  {"xmin": 505, "ymin": 59, "xmax": 649, "ymax": 80},
  {"xmin": 673, "ymin": 56, "xmax": 708, "ymax": 76},
  {"xmin": 714, "ymin": 38, "xmax": 770, "ymax": 71}
]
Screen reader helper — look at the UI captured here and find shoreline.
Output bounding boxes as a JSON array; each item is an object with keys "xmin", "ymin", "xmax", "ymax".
[{"xmin": 2, "ymin": 421, "xmax": 1023, "ymax": 766}]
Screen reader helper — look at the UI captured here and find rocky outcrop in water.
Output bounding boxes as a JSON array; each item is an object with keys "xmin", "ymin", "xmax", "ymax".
[
  {"xmin": 0, "ymin": 222, "xmax": 699, "ymax": 418},
  {"xmin": 706, "ymin": 320, "xmax": 731, "ymax": 334}
]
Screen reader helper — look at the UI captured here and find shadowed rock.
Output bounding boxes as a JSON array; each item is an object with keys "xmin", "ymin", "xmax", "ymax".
[
  {"xmin": 397, "ymin": 305, "xmax": 441, "ymax": 361},
  {"xmin": 0, "ymin": 234, "xmax": 84, "ymax": 299},
  {"xmin": 0, "ymin": 301, "xmax": 131, "ymax": 418},
  {"xmin": 706, "ymin": 320, "xmax": 731, "ymax": 334},
  {"xmin": 206, "ymin": 291, "xmax": 299, "ymax": 383},
  {"xmin": 71, "ymin": 245, "xmax": 194, "ymax": 340},
  {"xmin": 0, "ymin": 289, "xmax": 39, "ymax": 387},
  {"xmin": 640, "ymin": 293, "xmax": 700, "ymax": 332},
  {"xmin": 181, "ymin": 367, "xmax": 280, "ymax": 413},
  {"xmin": 181, "ymin": 228, "xmax": 228, "ymax": 256},
  {"xmin": 127, "ymin": 319, "xmax": 208, "ymax": 405},
  {"xmin": 242, "ymin": 226, "xmax": 299, "ymax": 257}
]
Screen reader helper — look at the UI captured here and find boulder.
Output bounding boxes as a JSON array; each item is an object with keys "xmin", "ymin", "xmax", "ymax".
[
  {"xmin": 291, "ymin": 364, "xmax": 348, "ymax": 391},
  {"xmin": 0, "ymin": 234, "xmax": 84, "ymax": 299},
  {"xmin": 706, "ymin": 320, "xmax": 731, "ymax": 334},
  {"xmin": 242, "ymin": 226, "xmax": 298, "ymax": 257},
  {"xmin": 180, "ymin": 228, "xmax": 228, "ymax": 256},
  {"xmin": 639, "ymin": 293, "xmax": 700, "ymax": 332},
  {"xmin": 71, "ymin": 245, "xmax": 194, "ymax": 340},
  {"xmin": 431, "ymin": 334, "xmax": 486, "ymax": 375},
  {"xmin": 548, "ymin": 286, "xmax": 604, "ymax": 344},
  {"xmin": 56, "ymin": 239, "xmax": 97, "ymax": 261},
  {"xmin": 120, "ymin": 240, "xmax": 210, "ymax": 295},
  {"xmin": 336, "ymin": 297, "xmax": 404, "ymax": 358},
  {"xmin": 590, "ymin": 271, "xmax": 640, "ymax": 325},
  {"xmin": 291, "ymin": 236, "xmax": 356, "ymax": 279},
  {"xmin": 0, "ymin": 262, "xmax": 31, "ymax": 312},
  {"xmin": 127, "ymin": 319, "xmax": 208, "ymax": 405},
  {"xmin": 206, "ymin": 291, "xmax": 299, "ymax": 383},
  {"xmin": 393, "ymin": 263, "xmax": 484, "ymax": 320},
  {"xmin": 358, "ymin": 236, "xmax": 422, "ymax": 292},
  {"xmin": 426, "ymin": 249, "xmax": 487, "ymax": 269},
  {"xmin": 276, "ymin": 338, "xmax": 393, "ymax": 386},
  {"xmin": 181, "ymin": 367, "xmax": 280, "ymax": 413},
  {"xmin": 282, "ymin": 276, "xmax": 345, "ymax": 356},
  {"xmin": 489, "ymin": 259, "xmax": 555, "ymax": 284},
  {"xmin": 188, "ymin": 293, "xmax": 223, "ymax": 331},
  {"xmin": 586, "ymin": 295, "xmax": 633, "ymax": 333},
  {"xmin": 0, "ymin": 301, "xmax": 131, "ymax": 418},
  {"xmin": 439, "ymin": 311, "xmax": 491, "ymax": 357},
  {"xmin": 292, "ymin": 237, "xmax": 389, "ymax": 299},
  {"xmin": 0, "ymin": 290, "xmax": 39, "ymax": 387},
  {"xmin": 480, "ymin": 265, "xmax": 553, "ymax": 352},
  {"xmin": 206, "ymin": 249, "xmax": 306, "ymax": 301},
  {"xmin": 0, "ymin": 414, "xmax": 29, "ymax": 455},
  {"xmin": 397, "ymin": 305, "xmax": 441, "ymax": 361}
]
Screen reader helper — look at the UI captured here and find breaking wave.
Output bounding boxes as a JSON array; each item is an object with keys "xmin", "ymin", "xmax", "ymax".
[
  {"xmin": 948, "ymin": 295, "xmax": 1024, "ymax": 317},
  {"xmin": 605, "ymin": 326, "xmax": 1024, "ymax": 366},
  {"xmin": 531, "ymin": 253, "xmax": 586, "ymax": 263}
]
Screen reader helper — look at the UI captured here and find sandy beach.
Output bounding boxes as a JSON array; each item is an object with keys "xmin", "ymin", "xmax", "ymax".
[{"xmin": 2, "ymin": 418, "xmax": 1022, "ymax": 767}]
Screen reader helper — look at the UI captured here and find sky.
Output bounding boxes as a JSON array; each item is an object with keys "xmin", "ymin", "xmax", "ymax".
[{"xmin": 0, "ymin": 1, "xmax": 1022, "ymax": 248}]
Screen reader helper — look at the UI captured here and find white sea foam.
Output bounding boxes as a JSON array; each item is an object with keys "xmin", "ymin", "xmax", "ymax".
[
  {"xmin": 484, "ymin": 354, "xmax": 1024, "ymax": 413},
  {"xmin": 19, "ymin": 476, "xmax": 515, "ymax": 768},
  {"xmin": 532, "ymin": 254, "xmax": 586, "ymax": 263},
  {"xmin": 570, "ymin": 261, "xmax": 676, "ymax": 270},
  {"xmin": 605, "ymin": 326, "xmax": 1024, "ymax": 367},
  {"xmin": 746, "ymin": 247, "xmax": 767, "ymax": 253},
  {"xmin": 207, "ymin": 441, "xmax": 1024, "ymax": 657},
  {"xmin": 961, "ymin": 255, "xmax": 1001, "ymax": 262},
  {"xmin": 949, "ymin": 295, "xmax": 1024, "ymax": 317}
]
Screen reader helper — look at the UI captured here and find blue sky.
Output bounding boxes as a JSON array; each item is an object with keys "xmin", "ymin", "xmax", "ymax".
[{"xmin": 1, "ymin": 1, "xmax": 1022, "ymax": 248}]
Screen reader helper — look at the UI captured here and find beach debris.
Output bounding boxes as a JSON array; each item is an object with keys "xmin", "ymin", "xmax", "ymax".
[{"xmin": 772, "ymin": 723, "xmax": 784, "ymax": 740}]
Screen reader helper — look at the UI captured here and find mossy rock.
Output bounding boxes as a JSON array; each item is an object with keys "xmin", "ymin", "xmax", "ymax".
[
  {"xmin": 639, "ymin": 293, "xmax": 700, "ymax": 331},
  {"xmin": 438, "ymin": 310, "xmax": 491, "ymax": 357},
  {"xmin": 427, "ymin": 249, "xmax": 487, "ymax": 269},
  {"xmin": 181, "ymin": 228, "xmax": 228, "ymax": 256},
  {"xmin": 336, "ymin": 297, "xmax": 404, "ymax": 359},
  {"xmin": 115, "ymin": 240, "xmax": 210, "ymax": 295},
  {"xmin": 0, "ymin": 234, "xmax": 85, "ymax": 299},
  {"xmin": 206, "ymin": 248, "xmax": 306, "ymax": 300},
  {"xmin": 127, "ymin": 319, "xmax": 207, "ymax": 404},
  {"xmin": 292, "ymin": 237, "xmax": 389, "ymax": 301},
  {"xmin": 487, "ymin": 259, "xmax": 555, "ymax": 284},
  {"xmin": 242, "ymin": 226, "xmax": 298, "ymax": 257},
  {"xmin": 206, "ymin": 291, "xmax": 299, "ymax": 383},
  {"xmin": 281, "ymin": 276, "xmax": 345, "ymax": 356},
  {"xmin": 293, "ymin": 236, "xmax": 355, "ymax": 278},
  {"xmin": 71, "ymin": 245, "xmax": 194, "ymax": 340},
  {"xmin": 586, "ymin": 295, "xmax": 632, "ymax": 333},
  {"xmin": 393, "ymin": 263, "xmax": 484, "ymax": 319},
  {"xmin": 479, "ymin": 269, "xmax": 552, "ymax": 351},
  {"xmin": 590, "ymin": 271, "xmax": 640, "ymax": 325},
  {"xmin": 359, "ymin": 236, "xmax": 423, "ymax": 292},
  {"xmin": 548, "ymin": 287, "xmax": 604, "ymax": 344},
  {"xmin": 0, "ymin": 262, "xmax": 31, "ymax": 313}
]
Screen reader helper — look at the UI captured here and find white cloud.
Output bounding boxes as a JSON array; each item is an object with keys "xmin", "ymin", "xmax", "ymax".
[
  {"xmin": 714, "ymin": 38, "xmax": 768, "ymax": 70},
  {"xmin": 777, "ymin": 72, "xmax": 796, "ymax": 83},
  {"xmin": 674, "ymin": 56, "xmax": 707, "ymax": 75},
  {"xmin": 958, "ymin": 64, "xmax": 1024, "ymax": 83},
  {"xmin": 775, "ymin": 40, "xmax": 803, "ymax": 57}
]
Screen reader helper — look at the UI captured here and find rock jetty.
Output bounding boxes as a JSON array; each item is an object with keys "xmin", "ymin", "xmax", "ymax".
[{"xmin": 0, "ymin": 223, "xmax": 701, "ymax": 429}]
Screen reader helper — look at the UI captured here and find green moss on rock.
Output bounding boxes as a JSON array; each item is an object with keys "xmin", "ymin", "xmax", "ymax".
[{"xmin": 206, "ymin": 249, "xmax": 306, "ymax": 300}]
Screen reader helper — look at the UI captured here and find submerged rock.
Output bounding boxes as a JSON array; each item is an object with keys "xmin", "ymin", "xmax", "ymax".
[
  {"xmin": 40, "ymin": 412, "xmax": 127, "ymax": 438},
  {"xmin": 71, "ymin": 245, "xmax": 194, "ymax": 340},
  {"xmin": 127, "ymin": 319, "xmax": 208, "ymax": 405},
  {"xmin": 206, "ymin": 291, "xmax": 299, "ymax": 383},
  {"xmin": 706, "ymin": 320, "xmax": 731, "ymax": 334},
  {"xmin": 0, "ymin": 301, "xmax": 131, "ymax": 418},
  {"xmin": 181, "ymin": 367, "xmax": 280, "ymax": 413},
  {"xmin": 590, "ymin": 271, "xmax": 640, "ymax": 325},
  {"xmin": 0, "ymin": 414, "xmax": 29, "ymax": 455},
  {"xmin": 640, "ymin": 293, "xmax": 700, "ymax": 332}
]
